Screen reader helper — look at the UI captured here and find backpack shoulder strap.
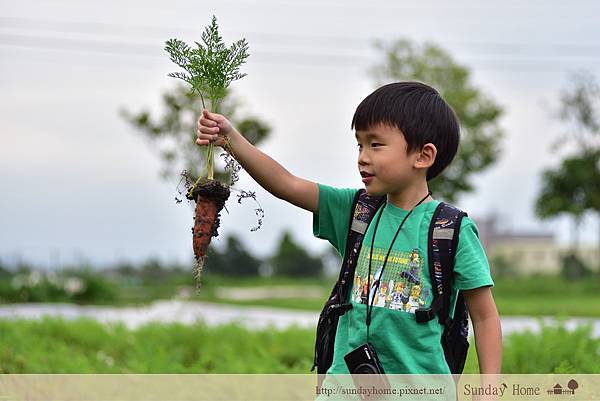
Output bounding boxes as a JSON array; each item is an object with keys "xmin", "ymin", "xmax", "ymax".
[
  {"xmin": 415, "ymin": 202, "xmax": 467, "ymax": 326},
  {"xmin": 335, "ymin": 189, "xmax": 386, "ymax": 311},
  {"xmin": 311, "ymin": 189, "xmax": 385, "ymax": 372}
]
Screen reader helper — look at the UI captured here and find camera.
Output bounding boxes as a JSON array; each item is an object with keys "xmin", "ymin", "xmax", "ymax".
[
  {"xmin": 344, "ymin": 343, "xmax": 390, "ymax": 400},
  {"xmin": 344, "ymin": 342, "xmax": 386, "ymax": 374}
]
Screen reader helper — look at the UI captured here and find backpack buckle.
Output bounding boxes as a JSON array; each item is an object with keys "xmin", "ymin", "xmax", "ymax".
[{"xmin": 415, "ymin": 307, "xmax": 435, "ymax": 323}]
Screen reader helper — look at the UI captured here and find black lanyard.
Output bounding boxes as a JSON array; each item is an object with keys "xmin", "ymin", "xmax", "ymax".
[{"xmin": 365, "ymin": 191, "xmax": 432, "ymax": 343}]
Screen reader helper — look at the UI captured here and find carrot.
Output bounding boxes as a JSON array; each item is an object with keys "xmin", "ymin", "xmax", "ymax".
[
  {"xmin": 188, "ymin": 179, "xmax": 230, "ymax": 286},
  {"xmin": 193, "ymin": 196, "xmax": 219, "ymax": 259},
  {"xmin": 165, "ymin": 15, "xmax": 248, "ymax": 288}
]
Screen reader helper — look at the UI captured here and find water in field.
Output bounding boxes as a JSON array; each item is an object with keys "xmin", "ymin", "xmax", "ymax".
[{"xmin": 0, "ymin": 301, "xmax": 599, "ymax": 337}]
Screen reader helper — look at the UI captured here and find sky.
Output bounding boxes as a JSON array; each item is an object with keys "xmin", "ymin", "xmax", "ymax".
[{"xmin": 1, "ymin": 0, "xmax": 599, "ymax": 268}]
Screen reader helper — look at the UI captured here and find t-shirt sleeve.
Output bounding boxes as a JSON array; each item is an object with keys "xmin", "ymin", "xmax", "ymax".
[
  {"xmin": 312, "ymin": 183, "xmax": 359, "ymax": 257},
  {"xmin": 452, "ymin": 216, "xmax": 494, "ymax": 290}
]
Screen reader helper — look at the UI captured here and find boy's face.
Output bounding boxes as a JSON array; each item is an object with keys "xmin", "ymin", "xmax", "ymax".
[{"xmin": 355, "ymin": 123, "xmax": 421, "ymax": 196}]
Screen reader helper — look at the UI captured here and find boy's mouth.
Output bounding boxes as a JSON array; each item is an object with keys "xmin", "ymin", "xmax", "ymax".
[{"xmin": 360, "ymin": 171, "xmax": 375, "ymax": 184}]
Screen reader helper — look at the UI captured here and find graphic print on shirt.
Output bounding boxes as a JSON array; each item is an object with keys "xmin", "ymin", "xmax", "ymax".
[{"xmin": 351, "ymin": 247, "xmax": 430, "ymax": 314}]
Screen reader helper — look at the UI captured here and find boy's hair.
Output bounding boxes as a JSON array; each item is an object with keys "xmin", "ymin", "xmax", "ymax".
[{"xmin": 351, "ymin": 81, "xmax": 460, "ymax": 181}]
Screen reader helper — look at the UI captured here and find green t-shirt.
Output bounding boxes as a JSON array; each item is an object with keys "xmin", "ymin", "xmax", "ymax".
[{"xmin": 313, "ymin": 184, "xmax": 494, "ymax": 374}]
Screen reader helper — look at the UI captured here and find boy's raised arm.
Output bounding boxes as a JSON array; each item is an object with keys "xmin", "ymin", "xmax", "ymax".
[{"xmin": 196, "ymin": 109, "xmax": 319, "ymax": 214}]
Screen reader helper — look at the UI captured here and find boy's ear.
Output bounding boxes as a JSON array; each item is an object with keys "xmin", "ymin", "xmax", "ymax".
[{"xmin": 414, "ymin": 143, "xmax": 437, "ymax": 169}]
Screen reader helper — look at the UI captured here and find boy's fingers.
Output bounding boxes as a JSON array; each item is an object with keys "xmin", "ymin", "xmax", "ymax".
[
  {"xmin": 198, "ymin": 125, "xmax": 219, "ymax": 134},
  {"xmin": 198, "ymin": 117, "xmax": 217, "ymax": 127}
]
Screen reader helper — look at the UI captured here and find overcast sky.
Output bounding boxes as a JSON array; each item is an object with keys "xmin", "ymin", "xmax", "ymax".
[{"xmin": 1, "ymin": 0, "xmax": 599, "ymax": 268}]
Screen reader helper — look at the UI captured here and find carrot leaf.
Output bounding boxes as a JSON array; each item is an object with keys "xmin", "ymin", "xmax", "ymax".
[{"xmin": 165, "ymin": 15, "xmax": 249, "ymax": 113}]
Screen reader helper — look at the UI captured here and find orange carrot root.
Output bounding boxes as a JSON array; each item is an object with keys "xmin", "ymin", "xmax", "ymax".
[
  {"xmin": 193, "ymin": 196, "xmax": 219, "ymax": 259},
  {"xmin": 189, "ymin": 179, "xmax": 230, "ymax": 288}
]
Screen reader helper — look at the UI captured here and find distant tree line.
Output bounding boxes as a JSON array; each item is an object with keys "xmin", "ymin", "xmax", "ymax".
[
  {"xmin": 205, "ymin": 231, "xmax": 331, "ymax": 277},
  {"xmin": 0, "ymin": 230, "xmax": 336, "ymax": 281}
]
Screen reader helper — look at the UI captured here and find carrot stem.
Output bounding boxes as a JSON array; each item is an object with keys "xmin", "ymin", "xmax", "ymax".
[{"xmin": 207, "ymin": 142, "xmax": 214, "ymax": 180}]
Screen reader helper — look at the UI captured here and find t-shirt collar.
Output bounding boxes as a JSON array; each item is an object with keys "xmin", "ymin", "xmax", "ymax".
[{"xmin": 383, "ymin": 198, "xmax": 440, "ymax": 218}]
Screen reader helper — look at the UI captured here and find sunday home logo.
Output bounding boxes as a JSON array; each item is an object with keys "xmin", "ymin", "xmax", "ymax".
[{"xmin": 546, "ymin": 379, "xmax": 579, "ymax": 396}]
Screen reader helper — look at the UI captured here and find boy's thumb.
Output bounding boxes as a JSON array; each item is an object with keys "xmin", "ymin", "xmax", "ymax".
[{"xmin": 203, "ymin": 109, "xmax": 222, "ymax": 122}]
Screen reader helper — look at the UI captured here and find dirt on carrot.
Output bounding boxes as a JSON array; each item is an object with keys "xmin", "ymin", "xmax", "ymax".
[{"xmin": 187, "ymin": 179, "xmax": 230, "ymax": 285}]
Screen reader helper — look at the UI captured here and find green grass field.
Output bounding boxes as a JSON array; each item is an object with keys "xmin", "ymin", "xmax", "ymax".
[{"xmin": 0, "ymin": 318, "xmax": 598, "ymax": 374}]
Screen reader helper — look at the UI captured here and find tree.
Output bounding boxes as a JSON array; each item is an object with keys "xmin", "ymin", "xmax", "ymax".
[
  {"xmin": 139, "ymin": 258, "xmax": 170, "ymax": 283},
  {"xmin": 535, "ymin": 71, "xmax": 600, "ymax": 273},
  {"xmin": 0, "ymin": 261, "xmax": 10, "ymax": 279},
  {"xmin": 120, "ymin": 85, "xmax": 271, "ymax": 278},
  {"xmin": 120, "ymin": 84, "xmax": 271, "ymax": 184},
  {"xmin": 270, "ymin": 231, "xmax": 324, "ymax": 277},
  {"xmin": 535, "ymin": 150, "xmax": 600, "ymax": 249},
  {"xmin": 555, "ymin": 71, "xmax": 600, "ymax": 151},
  {"xmin": 371, "ymin": 39, "xmax": 504, "ymax": 202},
  {"xmin": 205, "ymin": 234, "xmax": 261, "ymax": 277}
]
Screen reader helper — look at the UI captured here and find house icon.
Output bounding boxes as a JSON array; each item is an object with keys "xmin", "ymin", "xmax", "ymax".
[{"xmin": 553, "ymin": 384, "xmax": 563, "ymax": 395}]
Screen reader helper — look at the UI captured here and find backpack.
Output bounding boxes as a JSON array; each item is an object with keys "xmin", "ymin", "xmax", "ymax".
[{"xmin": 311, "ymin": 189, "xmax": 469, "ymax": 375}]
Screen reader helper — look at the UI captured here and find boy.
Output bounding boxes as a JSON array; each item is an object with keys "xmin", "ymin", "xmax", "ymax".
[{"xmin": 196, "ymin": 81, "xmax": 502, "ymax": 375}]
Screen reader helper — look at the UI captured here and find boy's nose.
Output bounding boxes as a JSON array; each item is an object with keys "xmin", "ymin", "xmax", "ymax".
[{"xmin": 358, "ymin": 153, "xmax": 370, "ymax": 165}]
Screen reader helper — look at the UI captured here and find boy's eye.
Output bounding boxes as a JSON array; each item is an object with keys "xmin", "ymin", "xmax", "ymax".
[{"xmin": 371, "ymin": 143, "xmax": 383, "ymax": 147}]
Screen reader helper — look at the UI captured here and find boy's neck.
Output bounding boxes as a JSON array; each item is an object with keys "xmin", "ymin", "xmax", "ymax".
[{"xmin": 386, "ymin": 181, "xmax": 433, "ymax": 211}]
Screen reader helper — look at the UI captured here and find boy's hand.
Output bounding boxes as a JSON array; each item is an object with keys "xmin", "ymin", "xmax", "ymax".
[
  {"xmin": 196, "ymin": 109, "xmax": 234, "ymax": 148},
  {"xmin": 196, "ymin": 107, "xmax": 319, "ymax": 214}
]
